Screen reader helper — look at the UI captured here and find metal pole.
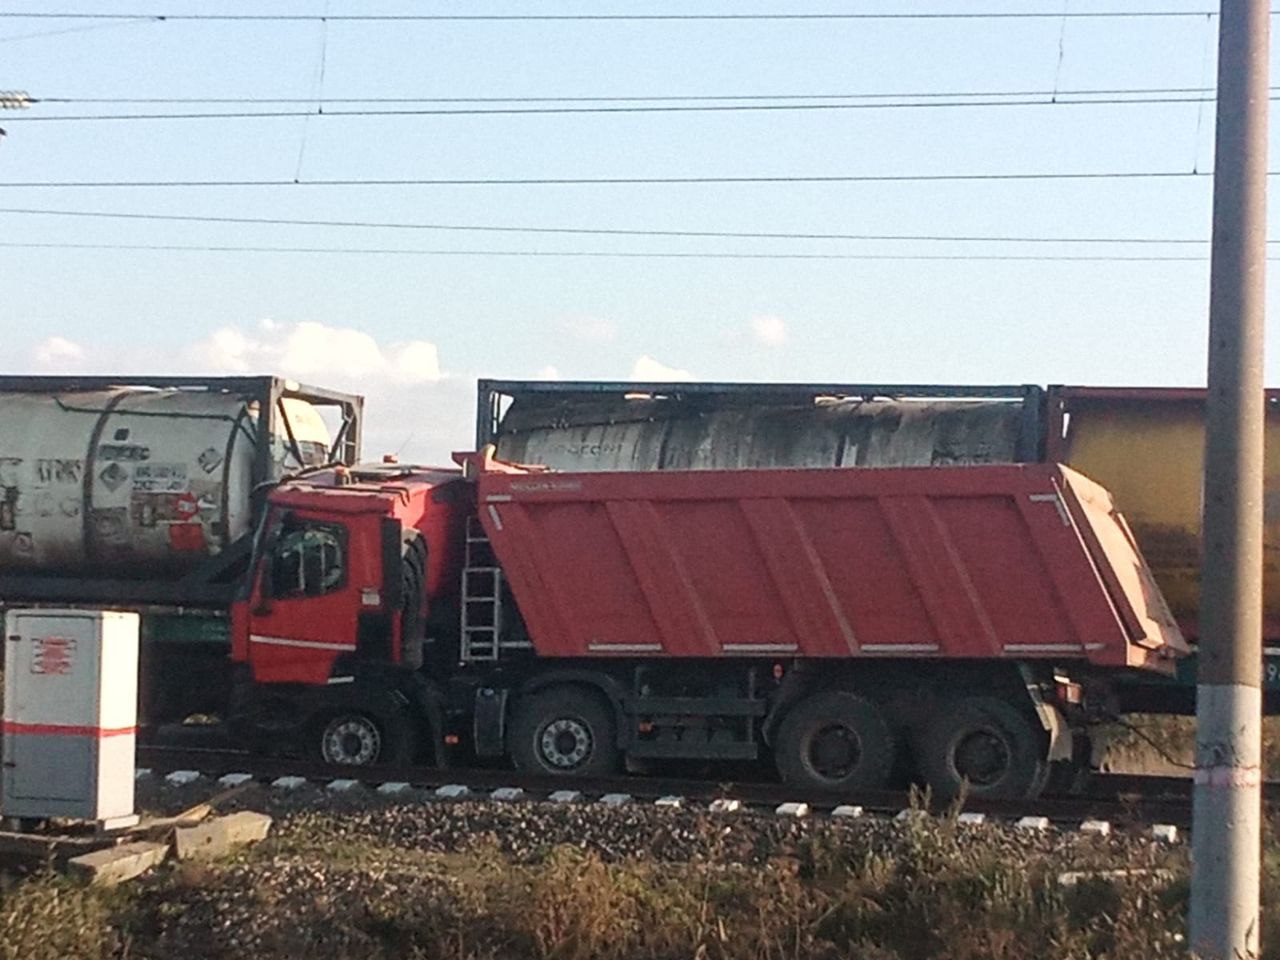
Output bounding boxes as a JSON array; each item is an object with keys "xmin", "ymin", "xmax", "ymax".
[{"xmin": 1191, "ymin": 0, "xmax": 1269, "ymax": 956}]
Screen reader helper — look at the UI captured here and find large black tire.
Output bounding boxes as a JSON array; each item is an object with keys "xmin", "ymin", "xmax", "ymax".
[
  {"xmin": 400, "ymin": 535, "xmax": 428, "ymax": 671},
  {"xmin": 775, "ymin": 691, "xmax": 896, "ymax": 791},
  {"xmin": 509, "ymin": 686, "xmax": 620, "ymax": 776},
  {"xmin": 313, "ymin": 710, "xmax": 416, "ymax": 767},
  {"xmin": 912, "ymin": 696, "xmax": 1047, "ymax": 800}
]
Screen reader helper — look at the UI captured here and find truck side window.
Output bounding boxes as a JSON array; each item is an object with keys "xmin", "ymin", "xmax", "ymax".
[{"xmin": 271, "ymin": 521, "xmax": 346, "ymax": 597}]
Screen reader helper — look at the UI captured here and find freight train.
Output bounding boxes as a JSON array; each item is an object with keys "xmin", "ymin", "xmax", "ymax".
[{"xmin": 0, "ymin": 375, "xmax": 1258, "ymax": 800}]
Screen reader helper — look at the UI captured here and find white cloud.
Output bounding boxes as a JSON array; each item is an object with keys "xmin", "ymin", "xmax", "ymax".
[
  {"xmin": 536, "ymin": 365, "xmax": 561, "ymax": 380},
  {"xmin": 23, "ymin": 320, "xmax": 464, "ymax": 464},
  {"xmin": 558, "ymin": 316, "xmax": 618, "ymax": 343},
  {"xmin": 192, "ymin": 319, "xmax": 441, "ymax": 384},
  {"xmin": 386, "ymin": 340, "xmax": 443, "ymax": 385},
  {"xmin": 749, "ymin": 315, "xmax": 788, "ymax": 347},
  {"xmin": 192, "ymin": 321, "xmax": 450, "ymax": 458},
  {"xmin": 202, "ymin": 327, "xmax": 255, "ymax": 371},
  {"xmin": 630, "ymin": 354, "xmax": 692, "ymax": 381},
  {"xmin": 33, "ymin": 336, "xmax": 86, "ymax": 370}
]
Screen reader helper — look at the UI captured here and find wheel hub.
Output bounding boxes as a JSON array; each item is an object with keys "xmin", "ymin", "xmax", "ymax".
[
  {"xmin": 539, "ymin": 717, "xmax": 592, "ymax": 769},
  {"xmin": 954, "ymin": 728, "xmax": 1010, "ymax": 787},
  {"xmin": 322, "ymin": 716, "xmax": 381, "ymax": 765},
  {"xmin": 807, "ymin": 722, "xmax": 863, "ymax": 780}
]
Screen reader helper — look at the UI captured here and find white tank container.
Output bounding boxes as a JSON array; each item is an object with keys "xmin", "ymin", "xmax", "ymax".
[{"xmin": 0, "ymin": 389, "xmax": 330, "ymax": 577}]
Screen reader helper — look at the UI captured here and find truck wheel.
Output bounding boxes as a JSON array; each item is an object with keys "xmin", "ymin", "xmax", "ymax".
[
  {"xmin": 316, "ymin": 711, "xmax": 414, "ymax": 766},
  {"xmin": 775, "ymin": 691, "xmax": 896, "ymax": 791},
  {"xmin": 509, "ymin": 687, "xmax": 620, "ymax": 776},
  {"xmin": 400, "ymin": 535, "xmax": 427, "ymax": 671},
  {"xmin": 913, "ymin": 696, "xmax": 1047, "ymax": 800}
]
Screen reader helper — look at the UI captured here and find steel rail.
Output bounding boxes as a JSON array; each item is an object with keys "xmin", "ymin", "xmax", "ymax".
[{"xmin": 136, "ymin": 746, "xmax": 1217, "ymax": 828}]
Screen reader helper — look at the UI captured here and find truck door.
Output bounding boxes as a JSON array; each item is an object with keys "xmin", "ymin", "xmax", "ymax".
[{"xmin": 245, "ymin": 510, "xmax": 363, "ymax": 684}]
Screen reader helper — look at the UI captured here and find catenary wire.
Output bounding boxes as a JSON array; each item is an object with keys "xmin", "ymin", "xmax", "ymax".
[
  {"xmin": 292, "ymin": 0, "xmax": 330, "ymax": 182},
  {"xmin": 0, "ymin": 171, "xmax": 1221, "ymax": 188},
  {"xmin": 0, "ymin": 206, "xmax": 1224, "ymax": 245},
  {"xmin": 0, "ymin": 17, "xmax": 158, "ymax": 43},
  {"xmin": 26, "ymin": 86, "xmax": 1254, "ymax": 104},
  {"xmin": 1, "ymin": 95, "xmax": 1245, "ymax": 121},
  {"xmin": 0, "ymin": 240, "xmax": 1245, "ymax": 261},
  {"xmin": 0, "ymin": 10, "xmax": 1231, "ymax": 22}
]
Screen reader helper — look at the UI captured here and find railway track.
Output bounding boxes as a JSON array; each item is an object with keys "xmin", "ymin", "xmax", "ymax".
[{"xmin": 135, "ymin": 745, "xmax": 1219, "ymax": 833}]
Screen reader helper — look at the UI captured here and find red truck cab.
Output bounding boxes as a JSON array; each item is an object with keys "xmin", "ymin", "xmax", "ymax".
[{"xmin": 228, "ymin": 463, "xmax": 467, "ymax": 764}]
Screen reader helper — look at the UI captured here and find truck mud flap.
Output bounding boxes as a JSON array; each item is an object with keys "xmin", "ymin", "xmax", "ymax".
[{"xmin": 472, "ymin": 687, "xmax": 509, "ymax": 757}]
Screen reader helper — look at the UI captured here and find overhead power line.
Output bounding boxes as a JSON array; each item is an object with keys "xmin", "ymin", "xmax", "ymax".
[
  {"xmin": 0, "ymin": 17, "xmax": 158, "ymax": 43},
  {"xmin": 26, "ymin": 86, "xmax": 1247, "ymax": 105},
  {"xmin": 0, "ymin": 9, "xmax": 1230, "ymax": 22},
  {"xmin": 0, "ymin": 205, "xmax": 1222, "ymax": 245},
  {"xmin": 2, "ymin": 94, "xmax": 1243, "ymax": 122},
  {"xmin": 0, "ymin": 171, "xmax": 1218, "ymax": 188},
  {"xmin": 0, "ymin": 240, "xmax": 1243, "ymax": 262}
]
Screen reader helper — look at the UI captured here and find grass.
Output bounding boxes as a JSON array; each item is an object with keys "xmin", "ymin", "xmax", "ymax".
[
  {"xmin": 0, "ymin": 871, "xmax": 126, "ymax": 960},
  {"xmin": 0, "ymin": 805, "xmax": 1219, "ymax": 960}
]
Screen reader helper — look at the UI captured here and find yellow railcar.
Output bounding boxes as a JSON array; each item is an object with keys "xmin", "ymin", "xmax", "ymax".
[{"xmin": 1048, "ymin": 386, "xmax": 1280, "ymax": 642}]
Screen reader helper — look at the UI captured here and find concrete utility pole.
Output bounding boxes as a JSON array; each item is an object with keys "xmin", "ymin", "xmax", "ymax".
[{"xmin": 1191, "ymin": 0, "xmax": 1269, "ymax": 957}]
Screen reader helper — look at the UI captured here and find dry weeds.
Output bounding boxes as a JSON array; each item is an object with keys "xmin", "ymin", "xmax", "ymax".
[{"xmin": 0, "ymin": 800, "xmax": 1223, "ymax": 960}]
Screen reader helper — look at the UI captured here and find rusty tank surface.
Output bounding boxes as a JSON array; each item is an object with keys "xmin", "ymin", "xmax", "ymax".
[{"xmin": 481, "ymin": 380, "xmax": 1046, "ymax": 473}]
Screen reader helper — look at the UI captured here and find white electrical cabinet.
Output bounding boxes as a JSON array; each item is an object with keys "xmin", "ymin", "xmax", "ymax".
[{"xmin": 2, "ymin": 609, "xmax": 139, "ymax": 829}]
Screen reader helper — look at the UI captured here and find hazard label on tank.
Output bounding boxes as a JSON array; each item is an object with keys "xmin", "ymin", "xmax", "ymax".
[
  {"xmin": 133, "ymin": 463, "xmax": 189, "ymax": 493},
  {"xmin": 98, "ymin": 462, "xmax": 128, "ymax": 492}
]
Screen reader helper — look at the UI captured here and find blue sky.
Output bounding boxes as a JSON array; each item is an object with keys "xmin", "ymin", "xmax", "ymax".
[{"xmin": 1, "ymin": 1, "xmax": 1276, "ymax": 460}]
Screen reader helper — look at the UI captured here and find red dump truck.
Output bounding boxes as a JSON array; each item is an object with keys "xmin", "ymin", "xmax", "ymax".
[{"xmin": 226, "ymin": 446, "xmax": 1184, "ymax": 800}]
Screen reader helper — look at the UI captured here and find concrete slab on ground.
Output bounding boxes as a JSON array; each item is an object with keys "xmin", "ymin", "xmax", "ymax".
[
  {"xmin": 173, "ymin": 812, "xmax": 272, "ymax": 861},
  {"xmin": 67, "ymin": 841, "xmax": 169, "ymax": 886}
]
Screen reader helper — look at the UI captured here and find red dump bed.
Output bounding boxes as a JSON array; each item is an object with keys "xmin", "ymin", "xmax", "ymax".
[{"xmin": 475, "ymin": 460, "xmax": 1187, "ymax": 673}]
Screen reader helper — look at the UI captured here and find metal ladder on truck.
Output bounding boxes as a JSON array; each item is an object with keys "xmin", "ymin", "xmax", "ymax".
[{"xmin": 460, "ymin": 516, "xmax": 530, "ymax": 662}]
